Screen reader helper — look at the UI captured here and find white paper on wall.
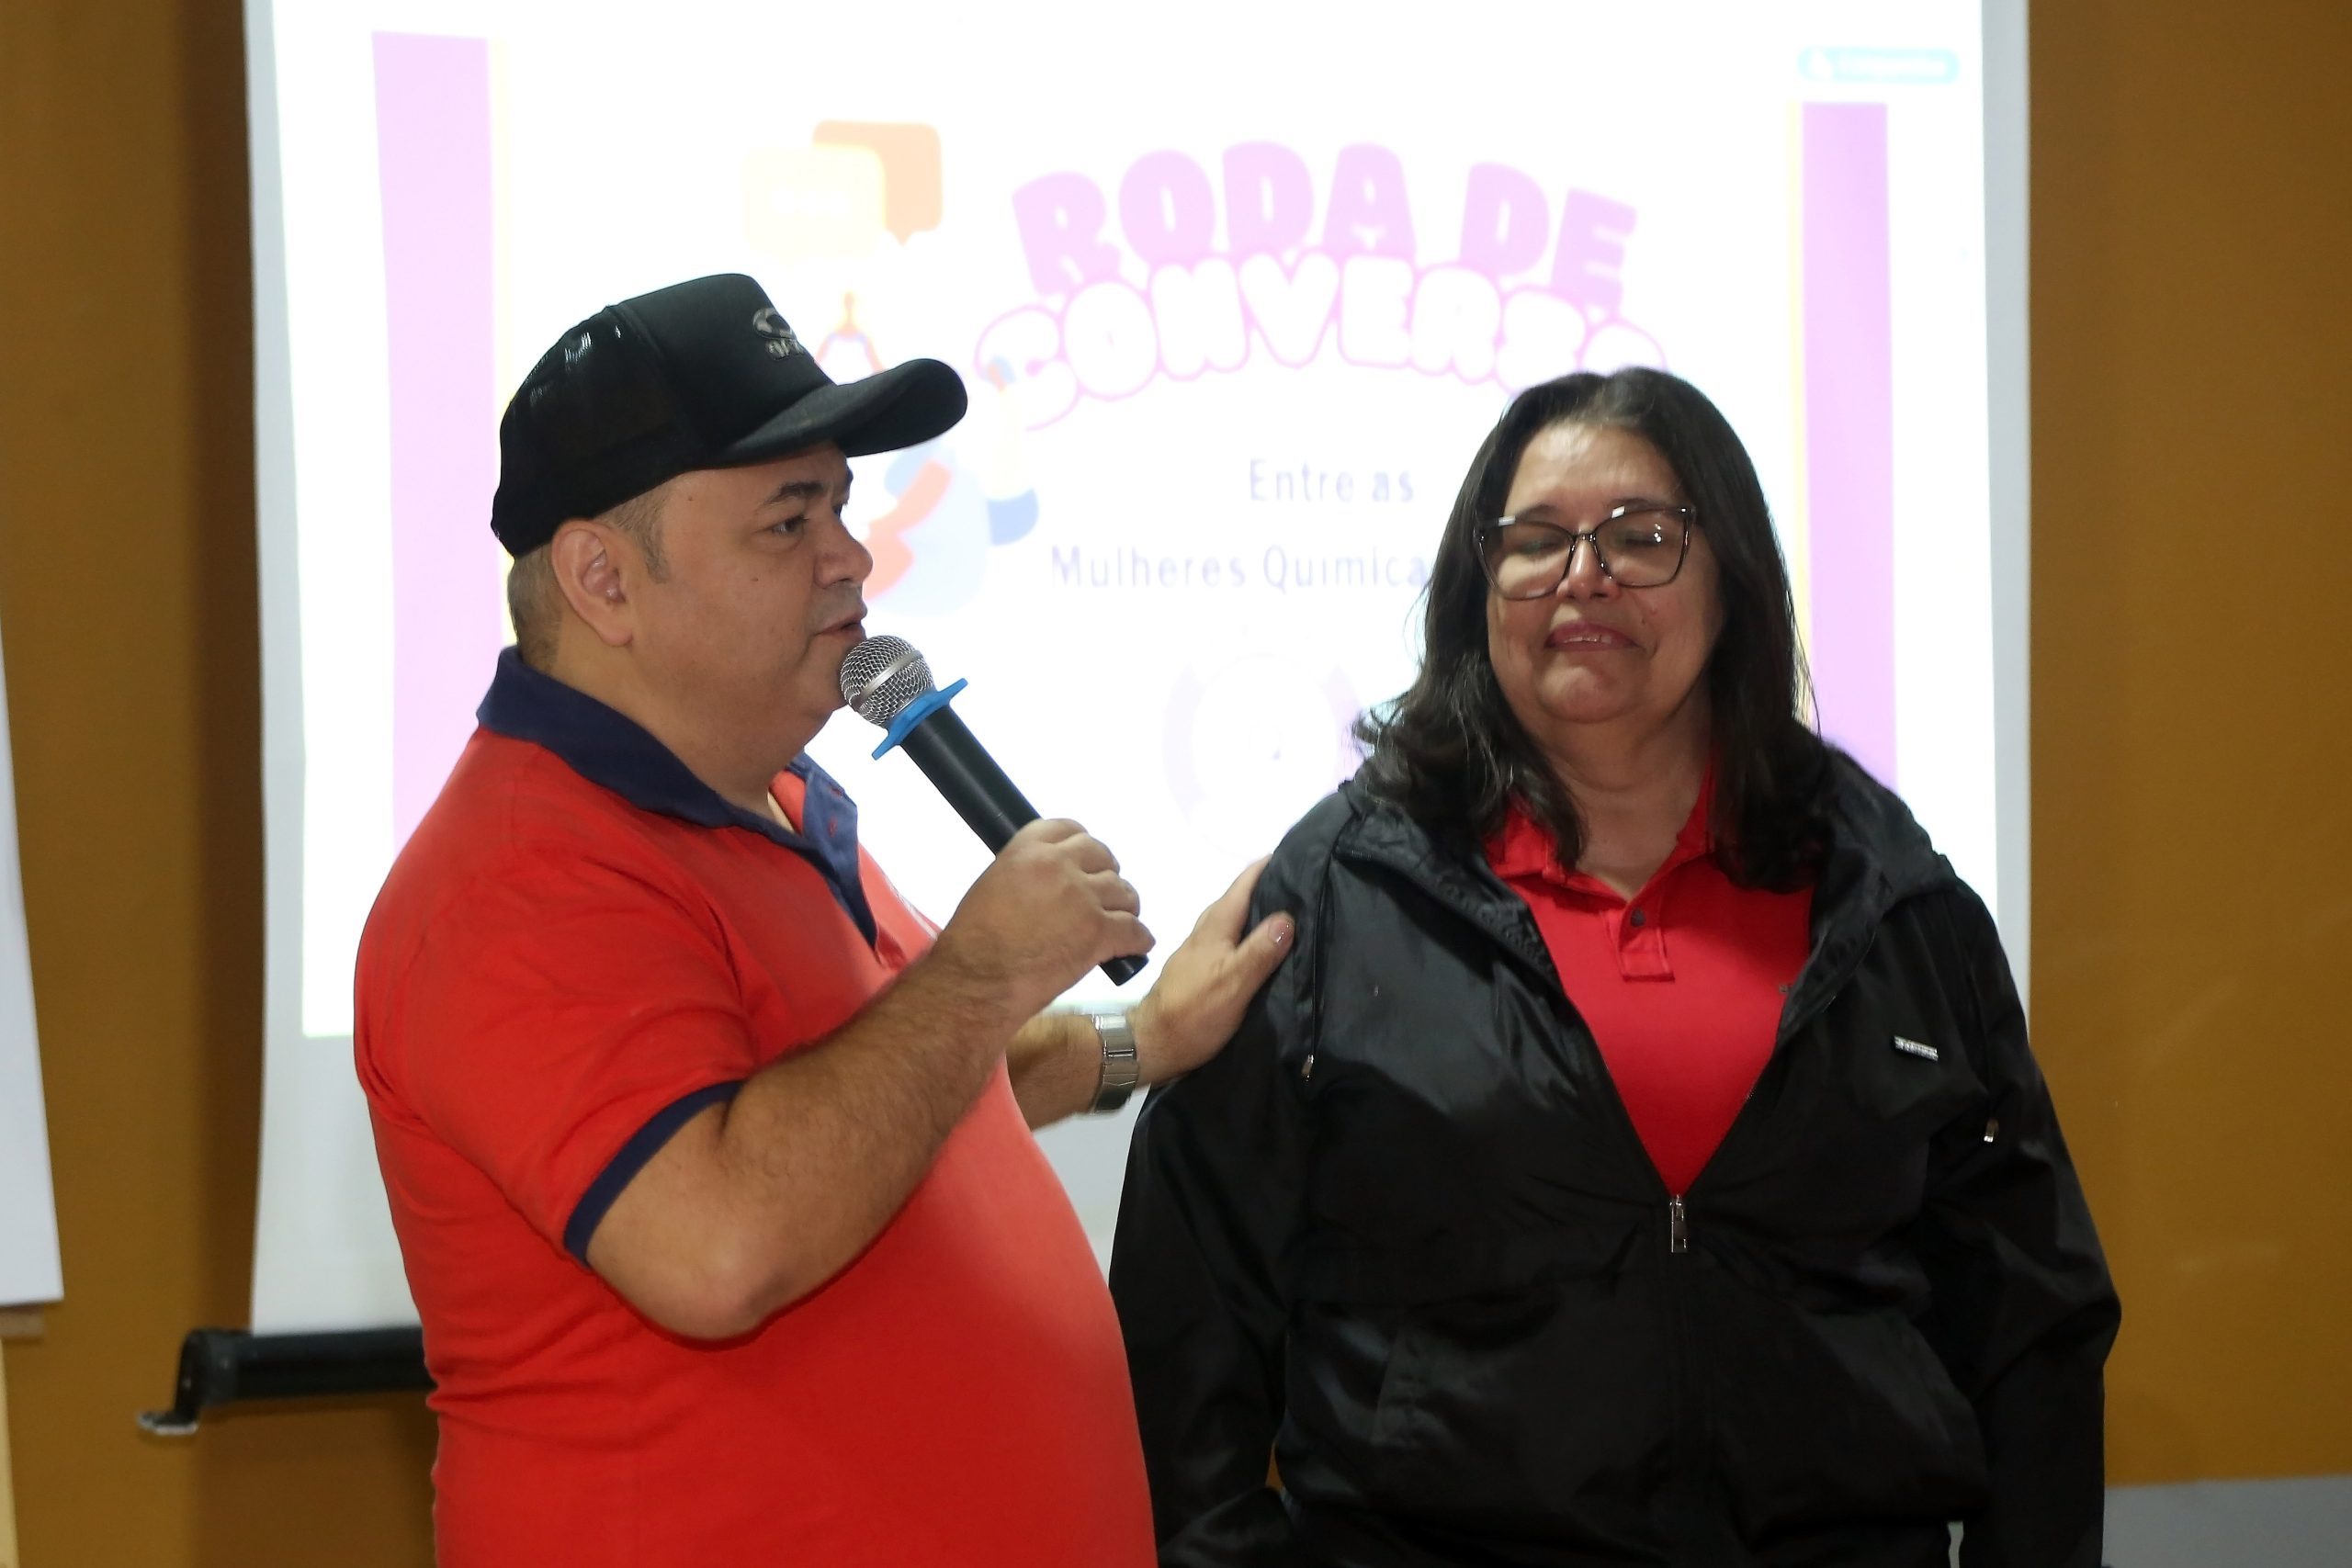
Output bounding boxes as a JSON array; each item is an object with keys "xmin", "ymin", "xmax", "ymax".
[{"xmin": 0, "ymin": 631, "xmax": 63, "ymax": 1307}]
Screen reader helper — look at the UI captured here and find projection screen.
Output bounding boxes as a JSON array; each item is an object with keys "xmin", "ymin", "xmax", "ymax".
[{"xmin": 244, "ymin": 0, "xmax": 2030, "ymax": 1332}]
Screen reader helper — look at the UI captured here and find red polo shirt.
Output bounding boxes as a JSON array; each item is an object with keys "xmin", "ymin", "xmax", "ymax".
[
  {"xmin": 1486, "ymin": 777, "xmax": 1813, "ymax": 1195},
  {"xmin": 356, "ymin": 649, "xmax": 1152, "ymax": 1568}
]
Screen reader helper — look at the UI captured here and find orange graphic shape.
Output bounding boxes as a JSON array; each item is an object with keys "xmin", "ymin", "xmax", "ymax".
[
  {"xmin": 742, "ymin": 144, "xmax": 887, "ymax": 263},
  {"xmin": 863, "ymin": 459, "xmax": 953, "ymax": 596},
  {"xmin": 812, "ymin": 121, "xmax": 943, "ymax": 243}
]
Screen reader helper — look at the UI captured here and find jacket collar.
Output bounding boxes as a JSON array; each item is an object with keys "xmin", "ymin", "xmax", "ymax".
[
  {"xmin": 1337, "ymin": 788, "xmax": 1558, "ymax": 980},
  {"xmin": 1808, "ymin": 753, "xmax": 1953, "ymax": 919},
  {"xmin": 1331, "ymin": 751, "xmax": 1951, "ymax": 1002},
  {"xmin": 476, "ymin": 648, "xmax": 876, "ymax": 942}
]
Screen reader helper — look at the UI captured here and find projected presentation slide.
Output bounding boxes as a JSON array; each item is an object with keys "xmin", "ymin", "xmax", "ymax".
[{"xmin": 252, "ymin": 0, "xmax": 2018, "ymax": 1328}]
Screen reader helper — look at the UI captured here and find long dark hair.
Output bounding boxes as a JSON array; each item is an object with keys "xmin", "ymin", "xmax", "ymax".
[{"xmin": 1355, "ymin": 367, "xmax": 1830, "ymax": 888}]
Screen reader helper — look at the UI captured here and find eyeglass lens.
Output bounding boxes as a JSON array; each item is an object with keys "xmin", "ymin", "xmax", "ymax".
[{"xmin": 1484, "ymin": 513, "xmax": 1684, "ymax": 596}]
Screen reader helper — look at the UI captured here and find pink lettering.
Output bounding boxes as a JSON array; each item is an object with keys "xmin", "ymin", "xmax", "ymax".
[
  {"xmin": 1459, "ymin": 164, "xmax": 1549, "ymax": 281},
  {"xmin": 1338, "ymin": 256, "xmax": 1413, "ymax": 367},
  {"xmin": 1409, "ymin": 266, "xmax": 1502, "ymax": 382},
  {"xmin": 1238, "ymin": 252, "xmax": 1340, "ymax": 367},
  {"xmin": 1011, "ymin": 172, "xmax": 1122, "ymax": 296},
  {"xmin": 1120, "ymin": 151, "xmax": 1217, "ymax": 267},
  {"xmin": 1062, "ymin": 280, "xmax": 1159, "ymax": 399},
  {"xmin": 1320, "ymin": 144, "xmax": 1416, "ymax": 260},
  {"xmin": 987, "ymin": 147, "xmax": 1656, "ymax": 423},
  {"xmin": 1149, "ymin": 260, "xmax": 1249, "ymax": 380},
  {"xmin": 1223, "ymin": 142, "xmax": 1313, "ymax": 257},
  {"xmin": 1550, "ymin": 189, "xmax": 1637, "ymax": 314}
]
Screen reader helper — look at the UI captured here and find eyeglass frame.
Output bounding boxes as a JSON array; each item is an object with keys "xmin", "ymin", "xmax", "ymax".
[{"xmin": 1473, "ymin": 502, "xmax": 1698, "ymax": 599}]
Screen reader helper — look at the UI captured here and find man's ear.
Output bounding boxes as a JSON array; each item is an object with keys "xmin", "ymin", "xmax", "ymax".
[{"xmin": 549, "ymin": 520, "xmax": 633, "ymax": 649}]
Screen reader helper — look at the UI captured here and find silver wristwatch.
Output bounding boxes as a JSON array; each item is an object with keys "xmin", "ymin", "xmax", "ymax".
[{"xmin": 1084, "ymin": 1008, "xmax": 1140, "ymax": 1114}]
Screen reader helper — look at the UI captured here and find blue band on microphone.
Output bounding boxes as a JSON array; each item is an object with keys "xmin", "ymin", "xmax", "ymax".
[{"xmin": 871, "ymin": 679, "xmax": 967, "ymax": 759}]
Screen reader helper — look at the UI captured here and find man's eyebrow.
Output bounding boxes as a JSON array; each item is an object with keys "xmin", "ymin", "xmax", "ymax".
[{"xmin": 762, "ymin": 472, "xmax": 853, "ymax": 507}]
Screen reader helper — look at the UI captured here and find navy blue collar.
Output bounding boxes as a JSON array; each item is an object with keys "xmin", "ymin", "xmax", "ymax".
[{"xmin": 478, "ymin": 648, "xmax": 876, "ymax": 943}]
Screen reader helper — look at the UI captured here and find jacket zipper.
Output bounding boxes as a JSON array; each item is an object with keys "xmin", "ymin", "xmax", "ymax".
[
  {"xmin": 1332, "ymin": 840, "xmax": 1876, "ymax": 1269},
  {"xmin": 1333, "ymin": 831, "xmax": 1728, "ymax": 1553},
  {"xmin": 1329, "ymin": 802, "xmax": 1948, "ymax": 1557}
]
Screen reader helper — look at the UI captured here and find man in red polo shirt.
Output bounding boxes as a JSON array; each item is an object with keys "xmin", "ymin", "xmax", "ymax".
[{"xmin": 355, "ymin": 274, "xmax": 1295, "ymax": 1567}]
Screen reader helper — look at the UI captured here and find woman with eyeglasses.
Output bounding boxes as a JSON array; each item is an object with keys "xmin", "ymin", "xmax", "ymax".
[{"xmin": 1110, "ymin": 368, "xmax": 2117, "ymax": 1568}]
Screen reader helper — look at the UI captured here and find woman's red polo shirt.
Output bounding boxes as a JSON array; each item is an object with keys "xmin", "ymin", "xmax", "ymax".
[{"xmin": 1485, "ymin": 776, "xmax": 1814, "ymax": 1195}]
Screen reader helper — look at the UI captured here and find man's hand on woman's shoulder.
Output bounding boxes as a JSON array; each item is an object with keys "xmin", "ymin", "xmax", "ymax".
[{"xmin": 1131, "ymin": 857, "xmax": 1295, "ymax": 1087}]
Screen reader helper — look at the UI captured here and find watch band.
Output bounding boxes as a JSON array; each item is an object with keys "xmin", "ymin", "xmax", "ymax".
[{"xmin": 1084, "ymin": 1008, "xmax": 1141, "ymax": 1115}]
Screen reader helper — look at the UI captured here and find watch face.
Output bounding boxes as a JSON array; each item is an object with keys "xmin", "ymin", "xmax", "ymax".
[{"xmin": 1165, "ymin": 654, "xmax": 1360, "ymax": 857}]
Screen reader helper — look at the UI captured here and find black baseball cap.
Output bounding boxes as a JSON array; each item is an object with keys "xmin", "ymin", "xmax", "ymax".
[{"xmin": 489, "ymin": 273, "xmax": 968, "ymax": 556}]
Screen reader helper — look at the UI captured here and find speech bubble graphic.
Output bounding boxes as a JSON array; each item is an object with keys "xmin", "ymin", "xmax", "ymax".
[
  {"xmin": 812, "ymin": 120, "xmax": 943, "ymax": 243},
  {"xmin": 743, "ymin": 143, "xmax": 887, "ymax": 264}
]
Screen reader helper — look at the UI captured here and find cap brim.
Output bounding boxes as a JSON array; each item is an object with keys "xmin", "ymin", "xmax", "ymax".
[{"xmin": 715, "ymin": 357, "xmax": 969, "ymax": 467}]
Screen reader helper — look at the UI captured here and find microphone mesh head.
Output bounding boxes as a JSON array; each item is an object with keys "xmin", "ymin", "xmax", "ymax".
[{"xmin": 838, "ymin": 634, "xmax": 934, "ymax": 726}]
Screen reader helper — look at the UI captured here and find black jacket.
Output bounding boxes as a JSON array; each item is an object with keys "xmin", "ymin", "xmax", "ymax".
[{"xmin": 1111, "ymin": 760, "xmax": 2118, "ymax": 1568}]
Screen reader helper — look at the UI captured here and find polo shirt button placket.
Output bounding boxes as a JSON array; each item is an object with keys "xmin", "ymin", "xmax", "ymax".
[{"xmin": 1617, "ymin": 898, "xmax": 1674, "ymax": 981}]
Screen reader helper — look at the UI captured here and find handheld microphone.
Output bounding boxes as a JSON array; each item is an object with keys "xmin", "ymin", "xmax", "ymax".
[{"xmin": 839, "ymin": 636, "xmax": 1147, "ymax": 987}]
